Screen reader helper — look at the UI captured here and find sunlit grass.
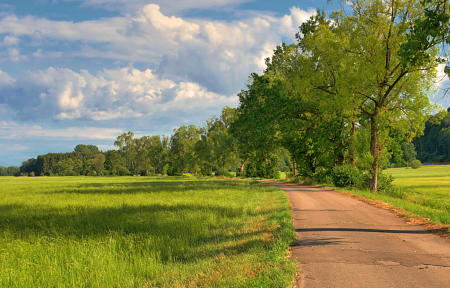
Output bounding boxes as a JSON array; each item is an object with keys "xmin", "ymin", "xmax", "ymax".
[
  {"xmin": 329, "ymin": 166, "xmax": 450, "ymax": 226},
  {"xmin": 0, "ymin": 176, "xmax": 295, "ymax": 288}
]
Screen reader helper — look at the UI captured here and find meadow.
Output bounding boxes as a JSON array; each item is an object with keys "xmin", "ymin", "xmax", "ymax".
[
  {"xmin": 0, "ymin": 177, "xmax": 295, "ymax": 288},
  {"xmin": 334, "ymin": 165, "xmax": 450, "ymax": 226}
]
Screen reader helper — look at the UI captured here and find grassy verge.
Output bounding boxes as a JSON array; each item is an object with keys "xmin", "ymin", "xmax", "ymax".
[
  {"xmin": 318, "ymin": 166, "xmax": 450, "ymax": 231},
  {"xmin": 0, "ymin": 176, "xmax": 295, "ymax": 288}
]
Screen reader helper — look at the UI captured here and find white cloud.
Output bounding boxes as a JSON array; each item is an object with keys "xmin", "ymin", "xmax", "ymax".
[
  {"xmin": 0, "ymin": 66, "xmax": 237, "ymax": 121},
  {"xmin": 0, "ymin": 4, "xmax": 315, "ymax": 95},
  {"xmin": 0, "ymin": 4, "xmax": 315, "ymax": 123},
  {"xmin": 0, "ymin": 121, "xmax": 123, "ymax": 140}
]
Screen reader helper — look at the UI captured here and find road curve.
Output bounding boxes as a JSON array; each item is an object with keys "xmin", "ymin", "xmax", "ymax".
[{"xmin": 264, "ymin": 181, "xmax": 450, "ymax": 288}]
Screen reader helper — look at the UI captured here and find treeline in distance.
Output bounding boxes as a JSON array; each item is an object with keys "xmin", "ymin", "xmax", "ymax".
[{"xmin": 6, "ymin": 0, "xmax": 450, "ymax": 194}]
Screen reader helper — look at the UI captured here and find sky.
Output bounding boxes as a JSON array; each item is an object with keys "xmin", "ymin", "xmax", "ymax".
[{"xmin": 0, "ymin": 0, "xmax": 448, "ymax": 166}]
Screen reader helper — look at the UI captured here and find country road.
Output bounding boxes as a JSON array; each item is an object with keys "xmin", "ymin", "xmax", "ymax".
[{"xmin": 264, "ymin": 181, "xmax": 450, "ymax": 288}]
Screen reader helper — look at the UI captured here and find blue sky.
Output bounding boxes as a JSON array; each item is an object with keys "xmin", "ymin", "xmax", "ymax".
[{"xmin": 0, "ymin": 0, "xmax": 448, "ymax": 166}]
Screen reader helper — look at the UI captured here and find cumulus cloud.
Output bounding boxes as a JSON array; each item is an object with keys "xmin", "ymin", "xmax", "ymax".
[
  {"xmin": 0, "ymin": 66, "xmax": 237, "ymax": 121},
  {"xmin": 0, "ymin": 4, "xmax": 315, "ymax": 95}
]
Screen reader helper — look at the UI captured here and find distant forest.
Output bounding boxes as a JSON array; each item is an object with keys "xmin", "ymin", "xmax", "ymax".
[
  {"xmin": 0, "ymin": 106, "xmax": 448, "ymax": 178},
  {"xmin": 11, "ymin": 107, "xmax": 291, "ymax": 177},
  {"xmin": 415, "ymin": 107, "xmax": 450, "ymax": 163}
]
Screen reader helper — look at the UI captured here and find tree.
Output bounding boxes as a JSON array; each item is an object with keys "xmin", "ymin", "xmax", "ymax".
[
  {"xmin": 198, "ymin": 107, "xmax": 240, "ymax": 175},
  {"xmin": 93, "ymin": 153, "xmax": 106, "ymax": 176},
  {"xmin": 297, "ymin": 1, "xmax": 442, "ymax": 191},
  {"xmin": 114, "ymin": 132, "xmax": 139, "ymax": 175},
  {"xmin": 104, "ymin": 150, "xmax": 126, "ymax": 175},
  {"xmin": 169, "ymin": 125, "xmax": 201, "ymax": 175},
  {"xmin": 345, "ymin": 0, "xmax": 442, "ymax": 192},
  {"xmin": 21, "ymin": 158, "xmax": 37, "ymax": 176}
]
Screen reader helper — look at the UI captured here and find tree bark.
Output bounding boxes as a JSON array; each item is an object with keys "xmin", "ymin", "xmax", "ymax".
[
  {"xmin": 240, "ymin": 163, "xmax": 245, "ymax": 175},
  {"xmin": 369, "ymin": 114, "xmax": 380, "ymax": 193},
  {"xmin": 349, "ymin": 120, "xmax": 356, "ymax": 167},
  {"xmin": 293, "ymin": 159, "xmax": 297, "ymax": 176}
]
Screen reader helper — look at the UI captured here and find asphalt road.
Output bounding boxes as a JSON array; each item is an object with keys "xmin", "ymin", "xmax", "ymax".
[{"xmin": 265, "ymin": 181, "xmax": 450, "ymax": 288}]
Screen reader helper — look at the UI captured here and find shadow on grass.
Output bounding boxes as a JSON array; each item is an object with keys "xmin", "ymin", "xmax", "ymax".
[
  {"xmin": 45, "ymin": 180, "xmax": 251, "ymax": 195},
  {"xmin": 0, "ymin": 201, "xmax": 276, "ymax": 263}
]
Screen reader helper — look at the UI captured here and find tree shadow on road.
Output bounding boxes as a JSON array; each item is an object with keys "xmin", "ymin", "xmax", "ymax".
[{"xmin": 296, "ymin": 228, "xmax": 439, "ymax": 234}]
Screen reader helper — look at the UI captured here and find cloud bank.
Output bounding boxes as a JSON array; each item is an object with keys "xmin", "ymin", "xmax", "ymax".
[
  {"xmin": 0, "ymin": 4, "xmax": 315, "ymax": 122},
  {"xmin": 0, "ymin": 2, "xmax": 316, "ymax": 165}
]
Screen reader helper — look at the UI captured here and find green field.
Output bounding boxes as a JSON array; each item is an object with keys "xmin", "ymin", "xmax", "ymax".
[
  {"xmin": 0, "ymin": 177, "xmax": 295, "ymax": 288},
  {"xmin": 335, "ymin": 166, "xmax": 450, "ymax": 226}
]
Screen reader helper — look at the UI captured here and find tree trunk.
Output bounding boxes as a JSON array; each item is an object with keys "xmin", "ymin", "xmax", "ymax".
[
  {"xmin": 349, "ymin": 120, "xmax": 356, "ymax": 167},
  {"xmin": 240, "ymin": 163, "xmax": 245, "ymax": 175},
  {"xmin": 369, "ymin": 115, "xmax": 380, "ymax": 193},
  {"xmin": 293, "ymin": 159, "xmax": 297, "ymax": 176}
]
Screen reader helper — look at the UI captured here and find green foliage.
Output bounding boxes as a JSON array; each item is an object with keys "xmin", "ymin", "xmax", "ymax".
[
  {"xmin": 398, "ymin": 0, "xmax": 449, "ymax": 67},
  {"xmin": 410, "ymin": 159, "xmax": 423, "ymax": 169},
  {"xmin": 0, "ymin": 166, "xmax": 20, "ymax": 176},
  {"xmin": 414, "ymin": 108, "xmax": 450, "ymax": 163},
  {"xmin": 313, "ymin": 167, "xmax": 332, "ymax": 184},
  {"xmin": 331, "ymin": 165, "xmax": 363, "ymax": 188},
  {"xmin": 376, "ymin": 172, "xmax": 395, "ymax": 193}
]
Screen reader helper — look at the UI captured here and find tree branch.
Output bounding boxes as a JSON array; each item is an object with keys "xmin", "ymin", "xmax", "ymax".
[{"xmin": 358, "ymin": 91, "xmax": 377, "ymax": 103}]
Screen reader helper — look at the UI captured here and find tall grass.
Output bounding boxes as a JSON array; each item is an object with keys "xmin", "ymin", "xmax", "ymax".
[{"xmin": 0, "ymin": 177, "xmax": 295, "ymax": 287}]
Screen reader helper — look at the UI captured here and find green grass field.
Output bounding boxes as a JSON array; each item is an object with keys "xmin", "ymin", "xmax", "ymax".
[
  {"xmin": 0, "ymin": 177, "xmax": 295, "ymax": 288},
  {"xmin": 334, "ymin": 165, "xmax": 450, "ymax": 226}
]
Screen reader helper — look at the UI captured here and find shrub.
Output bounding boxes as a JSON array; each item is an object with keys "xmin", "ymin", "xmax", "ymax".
[
  {"xmin": 410, "ymin": 159, "xmax": 422, "ymax": 169},
  {"xmin": 331, "ymin": 165, "xmax": 363, "ymax": 187},
  {"xmin": 271, "ymin": 169, "xmax": 281, "ymax": 179},
  {"xmin": 215, "ymin": 169, "xmax": 233, "ymax": 177},
  {"xmin": 313, "ymin": 167, "xmax": 331, "ymax": 184},
  {"xmin": 377, "ymin": 172, "xmax": 394, "ymax": 192},
  {"xmin": 117, "ymin": 167, "xmax": 131, "ymax": 176}
]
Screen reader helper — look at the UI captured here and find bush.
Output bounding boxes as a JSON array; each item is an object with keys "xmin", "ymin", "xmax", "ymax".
[
  {"xmin": 215, "ymin": 169, "xmax": 233, "ymax": 177},
  {"xmin": 377, "ymin": 172, "xmax": 394, "ymax": 192},
  {"xmin": 271, "ymin": 169, "xmax": 281, "ymax": 179},
  {"xmin": 331, "ymin": 165, "xmax": 363, "ymax": 187},
  {"xmin": 291, "ymin": 175, "xmax": 314, "ymax": 185},
  {"xmin": 117, "ymin": 167, "xmax": 131, "ymax": 176},
  {"xmin": 410, "ymin": 159, "xmax": 422, "ymax": 169},
  {"xmin": 313, "ymin": 167, "xmax": 331, "ymax": 184}
]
